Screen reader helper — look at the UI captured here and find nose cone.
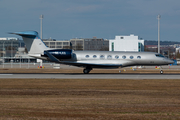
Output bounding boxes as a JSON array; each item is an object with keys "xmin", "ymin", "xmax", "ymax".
[{"xmin": 168, "ymin": 59, "xmax": 174, "ymax": 64}]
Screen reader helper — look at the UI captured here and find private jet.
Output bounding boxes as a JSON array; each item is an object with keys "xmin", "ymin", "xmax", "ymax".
[{"xmin": 10, "ymin": 31, "xmax": 174, "ymax": 74}]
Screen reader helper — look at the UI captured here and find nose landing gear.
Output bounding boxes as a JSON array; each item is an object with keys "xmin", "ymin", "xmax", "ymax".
[
  {"xmin": 159, "ymin": 66, "xmax": 163, "ymax": 74},
  {"xmin": 160, "ymin": 70, "xmax": 163, "ymax": 74}
]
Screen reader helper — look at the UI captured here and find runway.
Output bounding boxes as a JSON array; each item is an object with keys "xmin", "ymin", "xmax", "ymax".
[{"xmin": 0, "ymin": 73, "xmax": 180, "ymax": 79}]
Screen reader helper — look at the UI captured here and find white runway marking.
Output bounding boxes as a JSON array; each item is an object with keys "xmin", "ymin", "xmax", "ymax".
[{"xmin": 0, "ymin": 74, "xmax": 13, "ymax": 75}]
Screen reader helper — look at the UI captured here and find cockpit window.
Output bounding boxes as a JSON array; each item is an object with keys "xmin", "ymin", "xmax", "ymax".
[{"xmin": 155, "ymin": 54, "xmax": 164, "ymax": 58}]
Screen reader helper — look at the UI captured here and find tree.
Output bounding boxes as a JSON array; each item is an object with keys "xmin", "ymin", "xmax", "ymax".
[{"xmin": 144, "ymin": 45, "xmax": 150, "ymax": 51}]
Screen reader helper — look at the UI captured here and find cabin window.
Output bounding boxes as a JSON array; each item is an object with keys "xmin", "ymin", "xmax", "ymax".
[
  {"xmin": 130, "ymin": 56, "xmax": 134, "ymax": 59},
  {"xmin": 122, "ymin": 55, "xmax": 126, "ymax": 59},
  {"xmin": 137, "ymin": 56, "xmax": 141, "ymax": 59},
  {"xmin": 107, "ymin": 55, "xmax": 112, "ymax": 59},
  {"xmin": 85, "ymin": 55, "xmax": 89, "ymax": 58},
  {"xmin": 115, "ymin": 55, "xmax": 119, "ymax": 59},
  {"xmin": 100, "ymin": 55, "xmax": 105, "ymax": 59},
  {"xmin": 93, "ymin": 55, "xmax": 97, "ymax": 58}
]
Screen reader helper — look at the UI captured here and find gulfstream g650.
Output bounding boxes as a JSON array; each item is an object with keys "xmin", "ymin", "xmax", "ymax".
[{"xmin": 11, "ymin": 31, "xmax": 174, "ymax": 74}]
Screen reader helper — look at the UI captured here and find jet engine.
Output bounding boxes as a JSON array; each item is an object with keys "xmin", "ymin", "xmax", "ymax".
[{"xmin": 44, "ymin": 49, "xmax": 72, "ymax": 59}]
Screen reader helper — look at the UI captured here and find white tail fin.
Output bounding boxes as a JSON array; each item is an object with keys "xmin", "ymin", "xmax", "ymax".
[{"xmin": 10, "ymin": 31, "xmax": 50, "ymax": 54}]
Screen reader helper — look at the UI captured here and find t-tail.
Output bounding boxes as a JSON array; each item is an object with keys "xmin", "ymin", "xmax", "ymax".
[
  {"xmin": 10, "ymin": 31, "xmax": 72, "ymax": 62},
  {"xmin": 10, "ymin": 31, "xmax": 50, "ymax": 55}
]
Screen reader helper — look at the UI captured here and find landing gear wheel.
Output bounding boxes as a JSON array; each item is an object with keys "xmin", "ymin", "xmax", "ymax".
[
  {"xmin": 160, "ymin": 70, "xmax": 163, "ymax": 74},
  {"xmin": 83, "ymin": 69, "xmax": 90, "ymax": 74}
]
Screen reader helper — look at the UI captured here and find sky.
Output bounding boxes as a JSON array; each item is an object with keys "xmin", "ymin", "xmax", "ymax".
[{"xmin": 0, "ymin": 0, "xmax": 180, "ymax": 41}]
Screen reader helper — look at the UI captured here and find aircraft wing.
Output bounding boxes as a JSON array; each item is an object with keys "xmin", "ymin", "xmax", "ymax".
[
  {"xmin": 44, "ymin": 51, "xmax": 60, "ymax": 62},
  {"xmin": 60, "ymin": 61, "xmax": 122, "ymax": 68}
]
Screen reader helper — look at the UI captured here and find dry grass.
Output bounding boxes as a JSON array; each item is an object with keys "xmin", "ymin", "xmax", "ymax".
[{"xmin": 0, "ymin": 79, "xmax": 180, "ymax": 119}]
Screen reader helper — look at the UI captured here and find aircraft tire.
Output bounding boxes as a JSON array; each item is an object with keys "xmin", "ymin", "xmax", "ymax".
[{"xmin": 83, "ymin": 69, "xmax": 90, "ymax": 74}]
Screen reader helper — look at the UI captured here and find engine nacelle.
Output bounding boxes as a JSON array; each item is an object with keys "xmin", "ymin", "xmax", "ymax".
[{"xmin": 44, "ymin": 49, "xmax": 72, "ymax": 59}]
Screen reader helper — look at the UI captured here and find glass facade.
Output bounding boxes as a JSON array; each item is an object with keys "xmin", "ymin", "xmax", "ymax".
[
  {"xmin": 0, "ymin": 40, "xmax": 19, "ymax": 57},
  {"xmin": 112, "ymin": 42, "xmax": 114, "ymax": 51},
  {"xmin": 71, "ymin": 38, "xmax": 109, "ymax": 51},
  {"xmin": 138, "ymin": 42, "xmax": 144, "ymax": 52}
]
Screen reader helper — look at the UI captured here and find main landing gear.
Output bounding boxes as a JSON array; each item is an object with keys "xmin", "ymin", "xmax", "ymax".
[{"xmin": 83, "ymin": 68, "xmax": 92, "ymax": 74}]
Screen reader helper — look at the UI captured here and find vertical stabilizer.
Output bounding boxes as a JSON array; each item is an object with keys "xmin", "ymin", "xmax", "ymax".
[{"xmin": 10, "ymin": 31, "xmax": 50, "ymax": 54}]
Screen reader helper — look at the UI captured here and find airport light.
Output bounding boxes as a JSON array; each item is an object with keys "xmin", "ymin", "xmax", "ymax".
[
  {"xmin": 40, "ymin": 15, "xmax": 44, "ymax": 39},
  {"xmin": 20, "ymin": 40, "xmax": 21, "ymax": 68},
  {"xmin": 2, "ymin": 42, "xmax": 4, "ymax": 68},
  {"xmin": 39, "ymin": 15, "xmax": 44, "ymax": 67},
  {"xmin": 157, "ymin": 15, "xmax": 161, "ymax": 54},
  {"xmin": 28, "ymin": 58, "xmax": 29, "ymax": 69},
  {"xmin": 11, "ymin": 41, "xmax": 13, "ymax": 68}
]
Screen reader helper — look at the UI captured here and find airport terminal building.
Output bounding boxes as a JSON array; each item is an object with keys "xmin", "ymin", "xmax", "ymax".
[
  {"xmin": 43, "ymin": 38, "xmax": 71, "ymax": 49},
  {"xmin": 42, "ymin": 38, "xmax": 109, "ymax": 51},
  {"xmin": 70, "ymin": 38, "xmax": 109, "ymax": 51}
]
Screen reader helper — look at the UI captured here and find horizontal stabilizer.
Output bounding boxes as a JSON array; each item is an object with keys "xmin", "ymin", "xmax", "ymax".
[{"xmin": 9, "ymin": 31, "xmax": 39, "ymax": 38}]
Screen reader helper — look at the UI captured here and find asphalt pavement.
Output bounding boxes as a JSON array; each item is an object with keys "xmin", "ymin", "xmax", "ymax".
[{"xmin": 0, "ymin": 73, "xmax": 180, "ymax": 79}]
